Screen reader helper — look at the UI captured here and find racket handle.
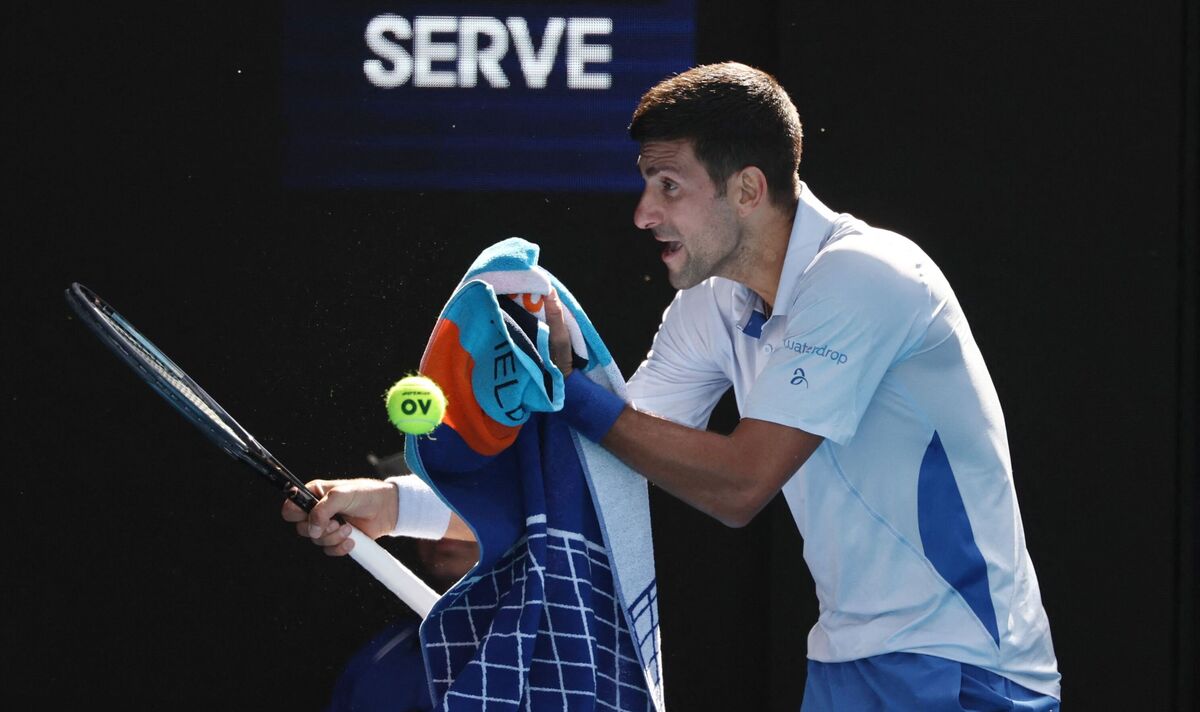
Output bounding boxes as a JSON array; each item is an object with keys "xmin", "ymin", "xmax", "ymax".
[{"xmin": 345, "ymin": 526, "xmax": 440, "ymax": 618}]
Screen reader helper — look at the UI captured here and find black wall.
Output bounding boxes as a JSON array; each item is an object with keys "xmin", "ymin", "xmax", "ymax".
[{"xmin": 11, "ymin": 2, "xmax": 1196, "ymax": 710}]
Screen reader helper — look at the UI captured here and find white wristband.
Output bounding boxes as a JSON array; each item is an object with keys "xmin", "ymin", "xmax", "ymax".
[{"xmin": 385, "ymin": 475, "xmax": 452, "ymax": 540}]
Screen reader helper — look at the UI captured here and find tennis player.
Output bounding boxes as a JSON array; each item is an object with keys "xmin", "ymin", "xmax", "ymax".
[
  {"xmin": 288, "ymin": 62, "xmax": 1061, "ymax": 711},
  {"xmin": 546, "ymin": 62, "xmax": 1062, "ymax": 710}
]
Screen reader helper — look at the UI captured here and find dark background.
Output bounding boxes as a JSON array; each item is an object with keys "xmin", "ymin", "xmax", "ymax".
[{"xmin": 9, "ymin": 1, "xmax": 1196, "ymax": 710}]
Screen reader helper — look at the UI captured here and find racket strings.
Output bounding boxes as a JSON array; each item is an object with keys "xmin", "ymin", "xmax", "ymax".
[
  {"xmin": 103, "ymin": 310, "xmax": 246, "ymax": 446},
  {"xmin": 68, "ymin": 283, "xmax": 457, "ymax": 621}
]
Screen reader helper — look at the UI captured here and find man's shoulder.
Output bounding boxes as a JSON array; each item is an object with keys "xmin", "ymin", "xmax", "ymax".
[
  {"xmin": 810, "ymin": 220, "xmax": 935, "ymax": 283},
  {"xmin": 780, "ymin": 221, "xmax": 950, "ymax": 326},
  {"xmin": 823, "ymin": 213, "xmax": 924, "ymax": 256}
]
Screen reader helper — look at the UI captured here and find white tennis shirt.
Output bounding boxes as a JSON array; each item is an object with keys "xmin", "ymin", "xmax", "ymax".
[{"xmin": 626, "ymin": 185, "xmax": 1061, "ymax": 698}]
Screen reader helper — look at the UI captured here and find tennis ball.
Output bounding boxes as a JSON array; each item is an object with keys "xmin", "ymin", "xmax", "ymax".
[{"xmin": 385, "ymin": 375, "xmax": 447, "ymax": 436}]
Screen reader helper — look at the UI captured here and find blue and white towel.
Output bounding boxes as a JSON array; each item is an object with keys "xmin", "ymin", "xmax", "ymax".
[{"xmin": 404, "ymin": 238, "xmax": 664, "ymax": 712}]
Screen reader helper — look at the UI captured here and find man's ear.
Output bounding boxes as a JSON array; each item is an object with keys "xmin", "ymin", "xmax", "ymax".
[{"xmin": 732, "ymin": 166, "xmax": 769, "ymax": 216}]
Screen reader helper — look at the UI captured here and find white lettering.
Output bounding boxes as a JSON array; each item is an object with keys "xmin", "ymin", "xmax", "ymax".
[
  {"xmin": 413, "ymin": 16, "xmax": 458, "ymax": 88},
  {"xmin": 566, "ymin": 18, "xmax": 612, "ymax": 90},
  {"xmin": 507, "ymin": 17, "xmax": 565, "ymax": 89},
  {"xmin": 362, "ymin": 15, "xmax": 612, "ymax": 90},
  {"xmin": 459, "ymin": 16, "xmax": 510, "ymax": 88},
  {"xmin": 363, "ymin": 15, "xmax": 413, "ymax": 88}
]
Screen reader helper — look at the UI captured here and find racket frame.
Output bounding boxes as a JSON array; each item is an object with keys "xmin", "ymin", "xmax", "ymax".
[{"xmin": 65, "ymin": 282, "xmax": 437, "ymax": 616}]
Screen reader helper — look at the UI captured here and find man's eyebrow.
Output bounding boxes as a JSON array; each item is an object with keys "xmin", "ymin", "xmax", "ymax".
[{"xmin": 640, "ymin": 163, "xmax": 678, "ymax": 177}]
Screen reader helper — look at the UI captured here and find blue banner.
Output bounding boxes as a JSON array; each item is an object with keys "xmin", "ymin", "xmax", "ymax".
[{"xmin": 284, "ymin": 2, "xmax": 695, "ymax": 192}]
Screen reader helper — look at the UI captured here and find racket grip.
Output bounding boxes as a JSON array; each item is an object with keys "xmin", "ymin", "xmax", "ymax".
[{"xmin": 345, "ymin": 526, "xmax": 440, "ymax": 618}]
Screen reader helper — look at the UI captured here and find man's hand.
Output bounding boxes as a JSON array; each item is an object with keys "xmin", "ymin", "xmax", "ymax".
[
  {"xmin": 281, "ymin": 478, "xmax": 398, "ymax": 557},
  {"xmin": 544, "ymin": 289, "xmax": 574, "ymax": 378}
]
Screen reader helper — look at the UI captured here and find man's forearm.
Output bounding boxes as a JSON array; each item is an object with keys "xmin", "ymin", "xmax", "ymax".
[
  {"xmin": 563, "ymin": 371, "xmax": 822, "ymax": 527},
  {"xmin": 604, "ymin": 407, "xmax": 774, "ymax": 526}
]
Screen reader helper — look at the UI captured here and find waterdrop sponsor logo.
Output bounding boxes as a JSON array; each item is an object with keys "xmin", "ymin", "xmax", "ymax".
[{"xmin": 783, "ymin": 338, "xmax": 849, "ymax": 365}]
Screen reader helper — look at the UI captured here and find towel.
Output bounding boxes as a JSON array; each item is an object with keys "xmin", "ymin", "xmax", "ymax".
[{"xmin": 404, "ymin": 238, "xmax": 664, "ymax": 712}]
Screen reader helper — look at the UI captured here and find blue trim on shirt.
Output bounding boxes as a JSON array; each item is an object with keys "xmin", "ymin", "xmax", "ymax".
[
  {"xmin": 741, "ymin": 309, "xmax": 768, "ymax": 339},
  {"xmin": 917, "ymin": 432, "xmax": 1001, "ymax": 646},
  {"xmin": 802, "ymin": 652, "xmax": 1060, "ymax": 711}
]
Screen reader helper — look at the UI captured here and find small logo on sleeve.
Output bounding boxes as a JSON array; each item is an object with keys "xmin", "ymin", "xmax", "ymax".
[{"xmin": 783, "ymin": 338, "xmax": 849, "ymax": 365}]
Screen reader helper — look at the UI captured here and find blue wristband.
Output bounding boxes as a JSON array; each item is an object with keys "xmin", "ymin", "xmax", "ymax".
[{"xmin": 562, "ymin": 370, "xmax": 626, "ymax": 442}]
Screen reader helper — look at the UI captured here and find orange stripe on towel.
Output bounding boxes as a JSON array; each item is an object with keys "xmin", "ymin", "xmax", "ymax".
[{"xmin": 420, "ymin": 317, "xmax": 520, "ymax": 457}]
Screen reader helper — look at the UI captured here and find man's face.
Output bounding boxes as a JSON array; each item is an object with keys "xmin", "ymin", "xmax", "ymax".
[{"xmin": 634, "ymin": 139, "xmax": 744, "ymax": 290}]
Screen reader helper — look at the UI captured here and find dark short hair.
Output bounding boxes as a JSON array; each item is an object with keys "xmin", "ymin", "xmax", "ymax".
[{"xmin": 629, "ymin": 62, "xmax": 802, "ymax": 208}]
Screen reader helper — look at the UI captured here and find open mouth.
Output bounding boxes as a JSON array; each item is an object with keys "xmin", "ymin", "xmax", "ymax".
[{"xmin": 661, "ymin": 241, "xmax": 682, "ymax": 259}]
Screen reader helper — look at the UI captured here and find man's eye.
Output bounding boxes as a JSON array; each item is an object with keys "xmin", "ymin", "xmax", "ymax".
[{"xmin": 661, "ymin": 179, "xmax": 678, "ymax": 192}]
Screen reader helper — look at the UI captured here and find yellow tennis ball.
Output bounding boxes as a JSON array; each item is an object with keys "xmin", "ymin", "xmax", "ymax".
[{"xmin": 385, "ymin": 375, "xmax": 447, "ymax": 436}]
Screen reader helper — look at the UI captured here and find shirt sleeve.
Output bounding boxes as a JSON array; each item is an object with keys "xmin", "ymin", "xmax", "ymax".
[
  {"xmin": 626, "ymin": 284, "xmax": 732, "ymax": 429},
  {"xmin": 744, "ymin": 237, "xmax": 931, "ymax": 444}
]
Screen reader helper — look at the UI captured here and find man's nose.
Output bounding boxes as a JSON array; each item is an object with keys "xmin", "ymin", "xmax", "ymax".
[{"xmin": 634, "ymin": 191, "xmax": 660, "ymax": 230}]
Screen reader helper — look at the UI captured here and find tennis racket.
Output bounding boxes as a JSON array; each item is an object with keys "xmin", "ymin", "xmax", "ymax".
[{"xmin": 65, "ymin": 282, "xmax": 439, "ymax": 618}]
